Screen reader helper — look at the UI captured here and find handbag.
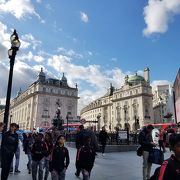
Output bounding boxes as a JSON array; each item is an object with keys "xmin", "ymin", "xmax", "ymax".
[
  {"xmin": 148, "ymin": 148, "xmax": 164, "ymax": 165},
  {"xmin": 136, "ymin": 145, "xmax": 143, "ymax": 156}
]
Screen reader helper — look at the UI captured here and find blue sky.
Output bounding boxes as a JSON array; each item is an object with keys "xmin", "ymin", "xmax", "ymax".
[{"xmin": 0, "ymin": 0, "xmax": 180, "ymax": 111}]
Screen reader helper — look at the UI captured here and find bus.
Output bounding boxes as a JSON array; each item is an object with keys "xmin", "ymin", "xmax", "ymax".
[
  {"xmin": 144, "ymin": 123, "xmax": 177, "ymax": 132},
  {"xmin": 62, "ymin": 123, "xmax": 81, "ymax": 132}
]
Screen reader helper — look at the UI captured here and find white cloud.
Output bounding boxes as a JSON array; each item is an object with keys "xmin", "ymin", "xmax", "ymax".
[
  {"xmin": 0, "ymin": 60, "xmax": 38, "ymax": 100},
  {"xmin": 143, "ymin": 0, "xmax": 180, "ymax": 37},
  {"xmin": 36, "ymin": 0, "xmax": 42, "ymax": 3},
  {"xmin": 111, "ymin": 57, "xmax": 117, "ymax": 62},
  {"xmin": 18, "ymin": 51, "xmax": 44, "ymax": 63},
  {"xmin": 80, "ymin": 11, "xmax": 89, "ymax": 23},
  {"xmin": 0, "ymin": 0, "xmax": 44, "ymax": 22},
  {"xmin": 21, "ymin": 33, "xmax": 42, "ymax": 50},
  {"xmin": 57, "ymin": 47, "xmax": 83, "ymax": 59},
  {"xmin": 0, "ymin": 21, "xmax": 10, "ymax": 59}
]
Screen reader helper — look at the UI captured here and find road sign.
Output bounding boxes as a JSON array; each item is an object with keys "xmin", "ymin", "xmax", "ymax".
[{"xmin": 80, "ymin": 118, "xmax": 86, "ymax": 124}]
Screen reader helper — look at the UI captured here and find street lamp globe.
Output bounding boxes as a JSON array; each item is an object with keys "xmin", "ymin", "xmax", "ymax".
[
  {"xmin": 8, "ymin": 49, "xmax": 13, "ymax": 57},
  {"xmin": 10, "ymin": 30, "xmax": 21, "ymax": 49}
]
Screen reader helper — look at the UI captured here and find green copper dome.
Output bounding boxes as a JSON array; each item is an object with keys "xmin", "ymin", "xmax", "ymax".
[{"xmin": 128, "ymin": 73, "xmax": 145, "ymax": 83}]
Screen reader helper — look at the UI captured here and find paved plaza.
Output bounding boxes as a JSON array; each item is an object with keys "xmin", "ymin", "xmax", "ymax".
[{"xmin": 1, "ymin": 146, "xmax": 171, "ymax": 180}]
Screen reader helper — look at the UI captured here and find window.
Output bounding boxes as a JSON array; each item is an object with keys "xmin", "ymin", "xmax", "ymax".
[{"xmin": 43, "ymin": 87, "xmax": 46, "ymax": 92}]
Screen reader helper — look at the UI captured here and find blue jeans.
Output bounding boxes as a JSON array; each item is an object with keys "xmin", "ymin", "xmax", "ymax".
[
  {"xmin": 51, "ymin": 169, "xmax": 66, "ymax": 180},
  {"xmin": 44, "ymin": 157, "xmax": 50, "ymax": 179},
  {"xmin": 11, "ymin": 146, "xmax": 20, "ymax": 171},
  {"xmin": 32, "ymin": 159, "xmax": 44, "ymax": 180},
  {"xmin": 27, "ymin": 153, "xmax": 32, "ymax": 171}
]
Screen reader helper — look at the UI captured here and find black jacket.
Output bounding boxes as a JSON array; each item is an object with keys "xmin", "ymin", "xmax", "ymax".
[
  {"xmin": 157, "ymin": 155, "xmax": 180, "ymax": 180},
  {"xmin": 31, "ymin": 140, "xmax": 47, "ymax": 161},
  {"xmin": 99, "ymin": 130, "xmax": 109, "ymax": 145},
  {"xmin": 76, "ymin": 129, "xmax": 98, "ymax": 151},
  {"xmin": 138, "ymin": 128, "xmax": 154, "ymax": 152},
  {"xmin": 23, "ymin": 136, "xmax": 34, "ymax": 154},
  {"xmin": 1, "ymin": 131, "xmax": 18, "ymax": 155},
  {"xmin": 77, "ymin": 145, "xmax": 96, "ymax": 171},
  {"xmin": 50, "ymin": 145, "xmax": 70, "ymax": 173}
]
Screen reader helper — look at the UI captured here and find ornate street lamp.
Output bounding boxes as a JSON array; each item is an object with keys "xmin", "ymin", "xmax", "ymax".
[
  {"xmin": 66, "ymin": 113, "xmax": 69, "ymax": 133},
  {"xmin": 3, "ymin": 30, "xmax": 21, "ymax": 130}
]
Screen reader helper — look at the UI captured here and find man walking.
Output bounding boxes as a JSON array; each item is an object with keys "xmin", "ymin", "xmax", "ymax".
[
  {"xmin": 1, "ymin": 123, "xmax": 19, "ymax": 180},
  {"xmin": 99, "ymin": 127, "xmax": 109, "ymax": 155},
  {"xmin": 10, "ymin": 124, "xmax": 23, "ymax": 173},
  {"xmin": 138, "ymin": 124, "xmax": 156, "ymax": 180}
]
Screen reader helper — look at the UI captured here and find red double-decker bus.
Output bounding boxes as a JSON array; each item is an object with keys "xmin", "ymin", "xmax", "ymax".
[
  {"xmin": 63, "ymin": 123, "xmax": 81, "ymax": 132},
  {"xmin": 144, "ymin": 123, "xmax": 177, "ymax": 132}
]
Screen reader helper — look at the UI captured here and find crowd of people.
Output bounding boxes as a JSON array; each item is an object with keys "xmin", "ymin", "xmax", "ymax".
[
  {"xmin": 138, "ymin": 124, "xmax": 180, "ymax": 180},
  {"xmin": 1, "ymin": 121, "xmax": 179, "ymax": 180},
  {"xmin": 0, "ymin": 123, "xmax": 109, "ymax": 180}
]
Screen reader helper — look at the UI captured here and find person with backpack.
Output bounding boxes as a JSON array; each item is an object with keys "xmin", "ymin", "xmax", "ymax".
[
  {"xmin": 138, "ymin": 125, "xmax": 156, "ymax": 180},
  {"xmin": 31, "ymin": 133, "xmax": 47, "ymax": 180},
  {"xmin": 43, "ymin": 132, "xmax": 53, "ymax": 180},
  {"xmin": 75, "ymin": 125, "xmax": 98, "ymax": 177},
  {"xmin": 77, "ymin": 136, "xmax": 96, "ymax": 180},
  {"xmin": 49, "ymin": 135, "xmax": 70, "ymax": 180},
  {"xmin": 150, "ymin": 133, "xmax": 180, "ymax": 180}
]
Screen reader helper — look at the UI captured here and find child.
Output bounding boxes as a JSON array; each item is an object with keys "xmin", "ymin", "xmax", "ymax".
[
  {"xmin": 77, "ymin": 136, "xmax": 96, "ymax": 180},
  {"xmin": 150, "ymin": 133, "xmax": 180, "ymax": 180},
  {"xmin": 49, "ymin": 135, "xmax": 70, "ymax": 180}
]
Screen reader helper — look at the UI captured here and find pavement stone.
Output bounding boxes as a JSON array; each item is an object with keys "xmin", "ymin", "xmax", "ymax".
[{"xmin": 0, "ymin": 146, "xmax": 171, "ymax": 180}]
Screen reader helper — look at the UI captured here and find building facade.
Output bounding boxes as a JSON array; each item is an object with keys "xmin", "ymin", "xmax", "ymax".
[
  {"xmin": 80, "ymin": 68, "xmax": 154, "ymax": 132},
  {"xmin": 0, "ymin": 68, "xmax": 79, "ymax": 130},
  {"xmin": 153, "ymin": 84, "xmax": 174, "ymax": 124}
]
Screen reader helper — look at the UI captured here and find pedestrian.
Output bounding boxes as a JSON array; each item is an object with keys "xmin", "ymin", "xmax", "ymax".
[
  {"xmin": 0, "ymin": 122, "xmax": 5, "ymax": 168},
  {"xmin": 31, "ymin": 133, "xmax": 48, "ymax": 180},
  {"xmin": 10, "ymin": 124, "xmax": 23, "ymax": 173},
  {"xmin": 75, "ymin": 125, "xmax": 98, "ymax": 177},
  {"xmin": 99, "ymin": 126, "xmax": 109, "ymax": 156},
  {"xmin": 150, "ymin": 133, "xmax": 180, "ymax": 180},
  {"xmin": 77, "ymin": 136, "xmax": 96, "ymax": 180},
  {"xmin": 49, "ymin": 135, "xmax": 70, "ymax": 180},
  {"xmin": 43, "ymin": 132, "xmax": 53, "ymax": 180},
  {"xmin": 138, "ymin": 125, "xmax": 156, "ymax": 180},
  {"xmin": 23, "ymin": 131, "xmax": 34, "ymax": 174},
  {"xmin": 158, "ymin": 128, "xmax": 166, "ymax": 153},
  {"xmin": 1, "ymin": 123, "xmax": 19, "ymax": 180}
]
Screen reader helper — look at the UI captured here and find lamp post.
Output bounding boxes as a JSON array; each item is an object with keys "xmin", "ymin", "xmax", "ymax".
[
  {"xmin": 3, "ymin": 30, "xmax": 21, "ymax": 131},
  {"xmin": 97, "ymin": 113, "xmax": 101, "ymax": 132},
  {"xmin": 66, "ymin": 113, "xmax": 69, "ymax": 133}
]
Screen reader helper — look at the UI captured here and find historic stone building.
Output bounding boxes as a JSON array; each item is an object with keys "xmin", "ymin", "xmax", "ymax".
[
  {"xmin": 153, "ymin": 84, "xmax": 174, "ymax": 124},
  {"xmin": 80, "ymin": 68, "xmax": 154, "ymax": 132},
  {"xmin": 0, "ymin": 68, "xmax": 79, "ymax": 130}
]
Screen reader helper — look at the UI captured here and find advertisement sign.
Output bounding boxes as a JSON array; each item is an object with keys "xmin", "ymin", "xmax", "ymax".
[
  {"xmin": 118, "ymin": 130, "xmax": 128, "ymax": 140},
  {"xmin": 174, "ymin": 68, "xmax": 180, "ymax": 123}
]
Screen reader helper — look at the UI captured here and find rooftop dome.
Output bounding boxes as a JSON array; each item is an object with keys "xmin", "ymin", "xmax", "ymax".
[{"xmin": 128, "ymin": 73, "xmax": 145, "ymax": 83}]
